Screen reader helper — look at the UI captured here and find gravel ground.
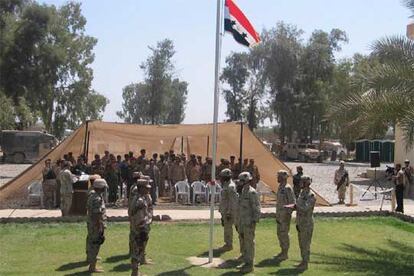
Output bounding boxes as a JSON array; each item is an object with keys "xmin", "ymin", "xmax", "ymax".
[
  {"xmin": 0, "ymin": 164, "xmax": 31, "ymax": 188},
  {"xmin": 285, "ymin": 161, "xmax": 394, "ymax": 205}
]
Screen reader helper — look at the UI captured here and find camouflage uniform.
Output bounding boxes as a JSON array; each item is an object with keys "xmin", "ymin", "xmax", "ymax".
[
  {"xmin": 86, "ymin": 189, "xmax": 107, "ymax": 264},
  {"xmin": 219, "ymin": 171, "xmax": 239, "ymax": 249},
  {"xmin": 42, "ymin": 166, "xmax": 56, "ymax": 209},
  {"xmin": 276, "ymin": 171, "xmax": 295, "ymax": 259},
  {"xmin": 246, "ymin": 163, "xmax": 260, "ymax": 189},
  {"xmin": 238, "ymin": 173, "xmax": 261, "ymax": 270},
  {"xmin": 334, "ymin": 166, "xmax": 349, "ymax": 203},
  {"xmin": 157, "ymin": 159, "xmax": 169, "ymax": 197},
  {"xmin": 59, "ymin": 168, "xmax": 73, "ymax": 216},
  {"xmin": 296, "ymin": 182, "xmax": 316, "ymax": 267},
  {"xmin": 129, "ymin": 180, "xmax": 152, "ymax": 275}
]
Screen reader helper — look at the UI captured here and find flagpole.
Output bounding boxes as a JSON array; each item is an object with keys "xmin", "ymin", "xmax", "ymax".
[{"xmin": 209, "ymin": 0, "xmax": 223, "ymax": 263}]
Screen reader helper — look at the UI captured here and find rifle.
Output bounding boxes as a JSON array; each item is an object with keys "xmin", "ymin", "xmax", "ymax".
[{"xmin": 336, "ymin": 172, "xmax": 349, "ymax": 191}]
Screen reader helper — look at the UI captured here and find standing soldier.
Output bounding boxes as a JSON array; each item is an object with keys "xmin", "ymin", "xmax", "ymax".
[
  {"xmin": 246, "ymin": 159, "xmax": 260, "ymax": 189},
  {"xmin": 237, "ymin": 172, "xmax": 261, "ymax": 273},
  {"xmin": 42, "ymin": 159, "xmax": 57, "ymax": 209},
  {"xmin": 129, "ymin": 179, "xmax": 152, "ymax": 276},
  {"xmin": 169, "ymin": 157, "xmax": 186, "ymax": 199},
  {"xmin": 334, "ymin": 161, "xmax": 349, "ymax": 204},
  {"xmin": 393, "ymin": 163, "xmax": 405, "ymax": 213},
  {"xmin": 286, "ymin": 175, "xmax": 316, "ymax": 271},
  {"xmin": 275, "ymin": 170, "xmax": 295, "ymax": 261},
  {"xmin": 292, "ymin": 166, "xmax": 303, "ymax": 199},
  {"xmin": 218, "ymin": 168, "xmax": 239, "ymax": 251},
  {"xmin": 157, "ymin": 154, "xmax": 169, "ymax": 197},
  {"xmin": 144, "ymin": 159, "xmax": 160, "ymax": 205},
  {"xmin": 104, "ymin": 161, "xmax": 119, "ymax": 204},
  {"xmin": 86, "ymin": 179, "xmax": 107, "ymax": 273},
  {"xmin": 403, "ymin": 159, "xmax": 413, "ymax": 198},
  {"xmin": 59, "ymin": 161, "xmax": 75, "ymax": 216},
  {"xmin": 201, "ymin": 157, "xmax": 213, "ymax": 183}
]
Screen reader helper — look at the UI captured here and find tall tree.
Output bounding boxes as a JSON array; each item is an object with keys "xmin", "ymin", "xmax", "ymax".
[
  {"xmin": 0, "ymin": 1, "xmax": 107, "ymax": 137},
  {"xmin": 220, "ymin": 52, "xmax": 249, "ymax": 122},
  {"xmin": 118, "ymin": 39, "xmax": 188, "ymax": 124}
]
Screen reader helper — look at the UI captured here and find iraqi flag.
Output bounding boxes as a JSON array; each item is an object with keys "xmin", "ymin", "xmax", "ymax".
[{"xmin": 224, "ymin": 0, "xmax": 260, "ymax": 48}]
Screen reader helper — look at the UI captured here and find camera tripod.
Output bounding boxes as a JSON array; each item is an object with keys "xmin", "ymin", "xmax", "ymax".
[{"xmin": 361, "ymin": 167, "xmax": 385, "ymax": 200}]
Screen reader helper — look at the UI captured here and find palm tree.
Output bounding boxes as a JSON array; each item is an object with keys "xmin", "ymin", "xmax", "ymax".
[{"xmin": 328, "ymin": 1, "xmax": 414, "ymax": 146}]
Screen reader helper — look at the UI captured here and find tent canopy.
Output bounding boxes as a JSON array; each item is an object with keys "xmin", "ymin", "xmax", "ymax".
[{"xmin": 0, "ymin": 121, "xmax": 330, "ymax": 207}]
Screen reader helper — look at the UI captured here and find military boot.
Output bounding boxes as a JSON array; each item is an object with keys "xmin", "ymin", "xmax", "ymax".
[
  {"xmin": 220, "ymin": 244, "xmax": 233, "ymax": 251},
  {"xmin": 240, "ymin": 263, "xmax": 254, "ymax": 273},
  {"xmin": 88, "ymin": 261, "xmax": 104, "ymax": 273},
  {"xmin": 131, "ymin": 260, "xmax": 139, "ymax": 276},
  {"xmin": 275, "ymin": 250, "xmax": 288, "ymax": 261},
  {"xmin": 296, "ymin": 261, "xmax": 308, "ymax": 270}
]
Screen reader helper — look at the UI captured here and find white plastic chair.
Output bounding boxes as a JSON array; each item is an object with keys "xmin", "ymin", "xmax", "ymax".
[
  {"xmin": 191, "ymin": 181, "xmax": 207, "ymax": 204},
  {"xmin": 175, "ymin": 181, "xmax": 190, "ymax": 204},
  {"xmin": 256, "ymin": 180, "xmax": 275, "ymax": 202},
  {"xmin": 207, "ymin": 182, "xmax": 222, "ymax": 204},
  {"xmin": 28, "ymin": 181, "xmax": 43, "ymax": 207}
]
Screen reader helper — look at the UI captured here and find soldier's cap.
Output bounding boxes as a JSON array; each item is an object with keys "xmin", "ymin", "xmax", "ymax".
[
  {"xmin": 339, "ymin": 161, "xmax": 345, "ymax": 165},
  {"xmin": 301, "ymin": 175, "xmax": 312, "ymax": 183},
  {"xmin": 277, "ymin": 170, "xmax": 289, "ymax": 177},
  {"xmin": 220, "ymin": 168, "xmax": 232, "ymax": 177},
  {"xmin": 238, "ymin": 171, "xmax": 253, "ymax": 182},
  {"xmin": 93, "ymin": 179, "xmax": 108, "ymax": 189},
  {"xmin": 405, "ymin": 159, "xmax": 410, "ymax": 163},
  {"xmin": 137, "ymin": 179, "xmax": 151, "ymax": 188},
  {"xmin": 140, "ymin": 175, "xmax": 151, "ymax": 181}
]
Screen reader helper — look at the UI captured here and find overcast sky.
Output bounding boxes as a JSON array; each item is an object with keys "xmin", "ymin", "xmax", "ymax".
[{"xmin": 42, "ymin": 0, "xmax": 410, "ymax": 125}]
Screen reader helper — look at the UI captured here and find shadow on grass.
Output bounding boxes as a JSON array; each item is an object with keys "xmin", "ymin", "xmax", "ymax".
[
  {"xmin": 155, "ymin": 265, "xmax": 194, "ymax": 275},
  {"xmin": 218, "ymin": 258, "xmax": 242, "ymax": 269},
  {"xmin": 255, "ymin": 256, "xmax": 283, "ymax": 268},
  {"xmin": 313, "ymin": 239, "xmax": 414, "ymax": 276},
  {"xmin": 105, "ymin": 253, "xmax": 129, "ymax": 263},
  {"xmin": 197, "ymin": 247, "xmax": 228, "ymax": 258},
  {"xmin": 111, "ymin": 263, "xmax": 130, "ymax": 272},
  {"xmin": 270, "ymin": 267, "xmax": 304, "ymax": 275},
  {"xmin": 56, "ymin": 261, "xmax": 88, "ymax": 271},
  {"xmin": 64, "ymin": 271, "xmax": 91, "ymax": 276}
]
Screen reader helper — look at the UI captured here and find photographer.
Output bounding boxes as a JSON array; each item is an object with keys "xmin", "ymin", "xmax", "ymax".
[{"xmin": 393, "ymin": 163, "xmax": 405, "ymax": 213}]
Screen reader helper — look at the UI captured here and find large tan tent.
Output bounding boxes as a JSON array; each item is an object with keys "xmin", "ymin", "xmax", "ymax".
[{"xmin": 0, "ymin": 121, "xmax": 330, "ymax": 207}]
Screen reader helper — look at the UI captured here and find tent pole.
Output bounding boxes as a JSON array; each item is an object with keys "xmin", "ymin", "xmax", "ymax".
[
  {"xmin": 86, "ymin": 131, "xmax": 90, "ymax": 163},
  {"xmin": 207, "ymin": 136, "xmax": 210, "ymax": 156},
  {"xmin": 209, "ymin": 0, "xmax": 223, "ymax": 263},
  {"xmin": 181, "ymin": 136, "xmax": 184, "ymax": 154},
  {"xmin": 82, "ymin": 121, "xmax": 89, "ymax": 157},
  {"xmin": 239, "ymin": 121, "xmax": 244, "ymax": 173}
]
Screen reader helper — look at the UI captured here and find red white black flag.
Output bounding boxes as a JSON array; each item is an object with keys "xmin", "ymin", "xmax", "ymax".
[{"xmin": 224, "ymin": 0, "xmax": 260, "ymax": 48}]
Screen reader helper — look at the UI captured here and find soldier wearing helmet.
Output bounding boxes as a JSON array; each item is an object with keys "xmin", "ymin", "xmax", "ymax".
[
  {"xmin": 236, "ymin": 172, "xmax": 261, "ymax": 273},
  {"xmin": 275, "ymin": 170, "xmax": 296, "ymax": 261},
  {"xmin": 86, "ymin": 178, "xmax": 108, "ymax": 273},
  {"xmin": 129, "ymin": 178, "xmax": 153, "ymax": 276},
  {"xmin": 285, "ymin": 175, "xmax": 316, "ymax": 271},
  {"xmin": 218, "ymin": 168, "xmax": 239, "ymax": 251}
]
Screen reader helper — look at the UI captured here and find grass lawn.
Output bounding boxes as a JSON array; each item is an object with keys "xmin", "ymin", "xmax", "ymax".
[{"xmin": 0, "ymin": 217, "xmax": 413, "ymax": 275}]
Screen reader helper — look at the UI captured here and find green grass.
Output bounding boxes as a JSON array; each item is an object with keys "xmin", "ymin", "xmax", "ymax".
[{"xmin": 0, "ymin": 217, "xmax": 413, "ymax": 275}]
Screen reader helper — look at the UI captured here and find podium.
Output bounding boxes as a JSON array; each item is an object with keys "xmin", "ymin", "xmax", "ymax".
[{"xmin": 70, "ymin": 175, "xmax": 90, "ymax": 215}]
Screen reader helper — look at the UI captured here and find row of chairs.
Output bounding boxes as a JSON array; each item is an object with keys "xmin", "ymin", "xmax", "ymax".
[{"xmin": 174, "ymin": 181, "xmax": 222, "ymax": 205}]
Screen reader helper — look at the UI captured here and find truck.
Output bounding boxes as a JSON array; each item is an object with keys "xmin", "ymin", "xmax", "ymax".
[
  {"xmin": 0, "ymin": 130, "xmax": 57, "ymax": 163},
  {"xmin": 281, "ymin": 143, "xmax": 322, "ymax": 162}
]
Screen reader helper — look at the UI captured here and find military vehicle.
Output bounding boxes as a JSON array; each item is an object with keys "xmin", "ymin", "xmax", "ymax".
[
  {"xmin": 0, "ymin": 130, "xmax": 57, "ymax": 163},
  {"xmin": 281, "ymin": 143, "xmax": 322, "ymax": 162}
]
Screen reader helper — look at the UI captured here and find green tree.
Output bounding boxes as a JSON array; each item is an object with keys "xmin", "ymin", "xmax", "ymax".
[
  {"xmin": 0, "ymin": 91, "xmax": 15, "ymax": 130},
  {"xmin": 0, "ymin": 1, "xmax": 107, "ymax": 137},
  {"xmin": 220, "ymin": 52, "xmax": 249, "ymax": 122},
  {"xmin": 118, "ymin": 39, "xmax": 188, "ymax": 125}
]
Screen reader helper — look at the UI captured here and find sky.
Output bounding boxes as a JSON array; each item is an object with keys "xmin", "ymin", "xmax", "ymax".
[{"xmin": 42, "ymin": 0, "xmax": 410, "ymax": 124}]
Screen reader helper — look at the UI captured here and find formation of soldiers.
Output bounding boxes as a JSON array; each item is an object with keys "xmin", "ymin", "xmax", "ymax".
[{"xmin": 218, "ymin": 168, "xmax": 316, "ymax": 273}]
